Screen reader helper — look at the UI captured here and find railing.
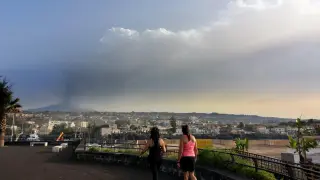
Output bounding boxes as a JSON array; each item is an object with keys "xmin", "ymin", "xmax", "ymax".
[
  {"xmin": 208, "ymin": 149, "xmax": 320, "ymax": 180},
  {"xmin": 4, "ymin": 140, "xmax": 80, "ymax": 146},
  {"xmin": 77, "ymin": 143, "xmax": 320, "ymax": 180},
  {"xmin": 76, "ymin": 144, "xmax": 240, "ymax": 180},
  {"xmin": 225, "ymin": 149, "xmax": 320, "ymax": 179}
]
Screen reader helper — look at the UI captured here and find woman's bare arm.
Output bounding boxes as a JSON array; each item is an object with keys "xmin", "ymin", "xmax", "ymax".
[
  {"xmin": 193, "ymin": 137, "xmax": 198, "ymax": 157},
  {"xmin": 140, "ymin": 140, "xmax": 150, "ymax": 155},
  {"xmin": 160, "ymin": 139, "xmax": 166, "ymax": 153}
]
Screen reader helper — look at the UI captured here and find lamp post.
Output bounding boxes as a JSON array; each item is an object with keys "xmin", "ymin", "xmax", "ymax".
[{"xmin": 10, "ymin": 113, "xmax": 15, "ymax": 142}]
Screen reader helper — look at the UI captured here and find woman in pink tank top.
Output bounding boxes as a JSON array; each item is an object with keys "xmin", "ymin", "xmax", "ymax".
[{"xmin": 177, "ymin": 125, "xmax": 198, "ymax": 180}]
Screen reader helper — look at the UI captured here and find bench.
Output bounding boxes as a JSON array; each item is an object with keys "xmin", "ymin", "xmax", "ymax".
[
  {"xmin": 52, "ymin": 145, "xmax": 63, "ymax": 153},
  {"xmin": 30, "ymin": 142, "xmax": 48, "ymax": 147}
]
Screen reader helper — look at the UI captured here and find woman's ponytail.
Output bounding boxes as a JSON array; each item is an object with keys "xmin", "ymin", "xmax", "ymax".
[{"xmin": 182, "ymin": 125, "xmax": 191, "ymax": 141}]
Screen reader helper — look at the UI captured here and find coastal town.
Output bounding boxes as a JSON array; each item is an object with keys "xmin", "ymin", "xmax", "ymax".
[{"xmin": 6, "ymin": 111, "xmax": 320, "ymax": 140}]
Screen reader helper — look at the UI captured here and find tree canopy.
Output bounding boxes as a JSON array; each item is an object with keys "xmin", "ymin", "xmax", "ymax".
[
  {"xmin": 0, "ymin": 77, "xmax": 22, "ymax": 147},
  {"xmin": 115, "ymin": 120, "xmax": 129, "ymax": 128},
  {"xmin": 237, "ymin": 122, "xmax": 244, "ymax": 129},
  {"xmin": 50, "ymin": 124, "xmax": 74, "ymax": 135},
  {"xmin": 130, "ymin": 125, "xmax": 137, "ymax": 130}
]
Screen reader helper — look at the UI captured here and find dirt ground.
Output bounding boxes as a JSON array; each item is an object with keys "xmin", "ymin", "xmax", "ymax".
[
  {"xmin": 0, "ymin": 146, "xmax": 177, "ymax": 180},
  {"xmin": 166, "ymin": 143, "xmax": 287, "ymax": 158},
  {"xmin": 213, "ymin": 144, "xmax": 287, "ymax": 158}
]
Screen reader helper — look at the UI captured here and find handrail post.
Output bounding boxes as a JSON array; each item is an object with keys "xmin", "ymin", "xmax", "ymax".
[
  {"xmin": 252, "ymin": 157, "xmax": 258, "ymax": 172},
  {"xmin": 230, "ymin": 153, "xmax": 235, "ymax": 164},
  {"xmin": 285, "ymin": 163, "xmax": 295, "ymax": 179}
]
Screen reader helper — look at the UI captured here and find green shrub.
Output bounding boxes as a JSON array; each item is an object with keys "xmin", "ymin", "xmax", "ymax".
[
  {"xmin": 197, "ymin": 148, "xmax": 275, "ymax": 180},
  {"xmin": 87, "ymin": 145, "xmax": 275, "ymax": 180},
  {"xmin": 100, "ymin": 148, "xmax": 113, "ymax": 152},
  {"xmin": 88, "ymin": 147, "xmax": 100, "ymax": 152}
]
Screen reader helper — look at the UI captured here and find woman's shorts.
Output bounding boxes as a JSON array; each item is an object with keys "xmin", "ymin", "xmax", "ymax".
[{"xmin": 180, "ymin": 156, "xmax": 196, "ymax": 172}]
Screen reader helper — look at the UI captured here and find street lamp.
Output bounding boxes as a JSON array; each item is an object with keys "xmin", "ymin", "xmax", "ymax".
[
  {"xmin": 10, "ymin": 113, "xmax": 15, "ymax": 142},
  {"xmin": 10, "ymin": 108, "xmax": 22, "ymax": 142}
]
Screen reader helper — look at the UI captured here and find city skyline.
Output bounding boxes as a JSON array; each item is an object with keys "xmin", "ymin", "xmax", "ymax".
[{"xmin": 2, "ymin": 0, "xmax": 320, "ymax": 118}]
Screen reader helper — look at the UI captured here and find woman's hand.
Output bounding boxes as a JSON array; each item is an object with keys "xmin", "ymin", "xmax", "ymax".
[{"xmin": 177, "ymin": 161, "xmax": 180, "ymax": 168}]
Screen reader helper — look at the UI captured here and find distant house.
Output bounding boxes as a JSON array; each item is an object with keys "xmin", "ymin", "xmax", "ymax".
[
  {"xmin": 256, "ymin": 125, "xmax": 269, "ymax": 134},
  {"xmin": 48, "ymin": 120, "xmax": 68, "ymax": 131},
  {"xmin": 303, "ymin": 126, "xmax": 316, "ymax": 135},
  {"xmin": 69, "ymin": 122, "xmax": 76, "ymax": 128},
  {"xmin": 100, "ymin": 126, "xmax": 120, "ymax": 136},
  {"xmin": 230, "ymin": 128, "xmax": 245, "ymax": 135},
  {"xmin": 219, "ymin": 127, "xmax": 231, "ymax": 135},
  {"xmin": 139, "ymin": 126, "xmax": 151, "ymax": 133},
  {"xmin": 270, "ymin": 127, "xmax": 286, "ymax": 134},
  {"xmin": 79, "ymin": 121, "xmax": 89, "ymax": 128},
  {"xmin": 174, "ymin": 128, "xmax": 183, "ymax": 135},
  {"xmin": 286, "ymin": 126, "xmax": 298, "ymax": 136},
  {"xmin": 158, "ymin": 126, "xmax": 170, "ymax": 135},
  {"xmin": 314, "ymin": 123, "xmax": 320, "ymax": 129},
  {"xmin": 26, "ymin": 121, "xmax": 35, "ymax": 125},
  {"xmin": 38, "ymin": 125, "xmax": 49, "ymax": 135}
]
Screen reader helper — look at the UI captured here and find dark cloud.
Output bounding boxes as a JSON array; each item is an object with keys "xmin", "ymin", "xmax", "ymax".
[{"xmin": 7, "ymin": 0, "xmax": 320, "ymax": 111}]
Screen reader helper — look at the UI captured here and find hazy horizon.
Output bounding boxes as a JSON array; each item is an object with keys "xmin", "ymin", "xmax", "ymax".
[{"xmin": 2, "ymin": 0, "xmax": 320, "ymax": 119}]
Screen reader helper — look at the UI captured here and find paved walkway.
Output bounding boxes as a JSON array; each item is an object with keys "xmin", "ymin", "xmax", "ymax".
[{"xmin": 0, "ymin": 146, "xmax": 178, "ymax": 180}]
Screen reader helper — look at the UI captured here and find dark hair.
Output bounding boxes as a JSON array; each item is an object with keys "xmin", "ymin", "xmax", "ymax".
[
  {"xmin": 182, "ymin": 125, "xmax": 191, "ymax": 141},
  {"xmin": 150, "ymin": 127, "xmax": 160, "ymax": 146}
]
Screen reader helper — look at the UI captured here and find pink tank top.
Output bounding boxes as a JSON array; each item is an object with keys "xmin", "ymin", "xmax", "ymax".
[{"xmin": 182, "ymin": 135, "xmax": 195, "ymax": 157}]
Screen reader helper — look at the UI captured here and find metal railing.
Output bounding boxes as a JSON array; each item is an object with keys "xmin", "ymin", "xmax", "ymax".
[
  {"xmin": 76, "ymin": 145, "xmax": 236, "ymax": 180},
  {"xmin": 77, "ymin": 142, "xmax": 320, "ymax": 180},
  {"xmin": 81, "ymin": 143, "xmax": 180, "ymax": 158},
  {"xmin": 208, "ymin": 149, "xmax": 320, "ymax": 180}
]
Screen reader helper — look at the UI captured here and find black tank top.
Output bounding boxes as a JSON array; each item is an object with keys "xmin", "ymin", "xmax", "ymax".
[{"xmin": 148, "ymin": 138, "xmax": 162, "ymax": 161}]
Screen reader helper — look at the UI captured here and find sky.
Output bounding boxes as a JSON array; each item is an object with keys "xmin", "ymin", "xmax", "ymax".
[{"xmin": 1, "ymin": 0, "xmax": 320, "ymax": 118}]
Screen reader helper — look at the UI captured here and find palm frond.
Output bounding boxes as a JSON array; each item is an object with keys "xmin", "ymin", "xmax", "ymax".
[
  {"xmin": 0, "ymin": 76, "xmax": 22, "ymax": 114},
  {"xmin": 288, "ymin": 135, "xmax": 297, "ymax": 149},
  {"xmin": 6, "ymin": 98, "xmax": 21, "ymax": 112},
  {"xmin": 9, "ymin": 98, "xmax": 20, "ymax": 106}
]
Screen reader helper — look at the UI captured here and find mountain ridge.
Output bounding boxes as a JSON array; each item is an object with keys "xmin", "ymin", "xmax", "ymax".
[{"xmin": 26, "ymin": 103, "xmax": 94, "ymax": 112}]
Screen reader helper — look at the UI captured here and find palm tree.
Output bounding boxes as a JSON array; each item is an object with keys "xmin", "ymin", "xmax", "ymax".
[
  {"xmin": 0, "ymin": 77, "xmax": 22, "ymax": 147},
  {"xmin": 234, "ymin": 137, "xmax": 249, "ymax": 152},
  {"xmin": 287, "ymin": 118, "xmax": 318, "ymax": 163}
]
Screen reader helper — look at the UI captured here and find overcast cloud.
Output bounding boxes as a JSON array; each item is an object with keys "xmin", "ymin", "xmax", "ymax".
[
  {"xmin": 3, "ymin": 0, "xmax": 320, "ymax": 117},
  {"xmin": 62, "ymin": 0, "xmax": 320, "ymax": 103}
]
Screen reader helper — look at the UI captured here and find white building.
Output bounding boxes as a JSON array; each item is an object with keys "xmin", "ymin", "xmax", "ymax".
[
  {"xmin": 174, "ymin": 128, "xmax": 183, "ymax": 135},
  {"xmin": 140, "ymin": 126, "xmax": 151, "ymax": 133},
  {"xmin": 271, "ymin": 127, "xmax": 286, "ymax": 134},
  {"xmin": 69, "ymin": 122, "xmax": 76, "ymax": 128},
  {"xmin": 212, "ymin": 127, "xmax": 220, "ymax": 135},
  {"xmin": 6, "ymin": 125, "xmax": 19, "ymax": 131},
  {"xmin": 158, "ymin": 126, "xmax": 170, "ymax": 135},
  {"xmin": 286, "ymin": 127, "xmax": 298, "ymax": 136},
  {"xmin": 189, "ymin": 116, "xmax": 198, "ymax": 121},
  {"xmin": 78, "ymin": 121, "xmax": 89, "ymax": 128},
  {"xmin": 303, "ymin": 126, "xmax": 316, "ymax": 134},
  {"xmin": 48, "ymin": 120, "xmax": 68, "ymax": 131},
  {"xmin": 38, "ymin": 125, "xmax": 49, "ymax": 135},
  {"xmin": 176, "ymin": 120, "xmax": 184, "ymax": 126},
  {"xmin": 101, "ymin": 127, "xmax": 120, "ymax": 136},
  {"xmin": 190, "ymin": 127, "xmax": 206, "ymax": 134},
  {"xmin": 26, "ymin": 121, "xmax": 35, "ymax": 125},
  {"xmin": 256, "ymin": 126, "xmax": 270, "ymax": 134}
]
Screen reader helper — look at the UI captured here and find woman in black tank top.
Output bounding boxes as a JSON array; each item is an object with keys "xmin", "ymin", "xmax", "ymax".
[{"xmin": 140, "ymin": 127, "xmax": 166, "ymax": 180}]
